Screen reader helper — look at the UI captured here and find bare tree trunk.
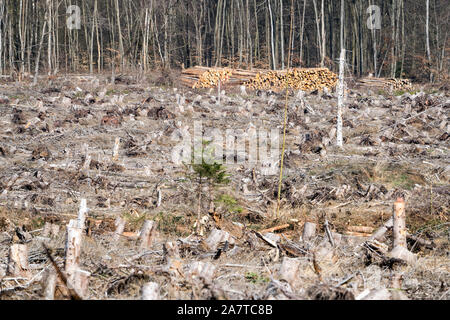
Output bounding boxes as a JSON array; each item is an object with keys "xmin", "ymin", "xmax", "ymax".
[
  {"xmin": 267, "ymin": 0, "xmax": 276, "ymax": 69},
  {"xmin": 279, "ymin": 0, "xmax": 285, "ymax": 69},
  {"xmin": 425, "ymin": 0, "xmax": 432, "ymax": 82},
  {"xmin": 114, "ymin": 0, "xmax": 124, "ymax": 72},
  {"xmin": 33, "ymin": 20, "xmax": 48, "ymax": 85},
  {"xmin": 337, "ymin": 49, "xmax": 345, "ymax": 148}
]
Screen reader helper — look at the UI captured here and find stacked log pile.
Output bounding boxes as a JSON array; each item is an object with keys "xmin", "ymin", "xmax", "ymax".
[
  {"xmin": 245, "ymin": 68, "xmax": 338, "ymax": 92},
  {"xmin": 357, "ymin": 77, "xmax": 413, "ymax": 92},
  {"xmin": 180, "ymin": 66, "xmax": 338, "ymax": 92}
]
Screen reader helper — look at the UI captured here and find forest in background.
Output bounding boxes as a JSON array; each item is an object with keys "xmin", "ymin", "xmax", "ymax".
[{"xmin": 0, "ymin": 0, "xmax": 448, "ymax": 82}]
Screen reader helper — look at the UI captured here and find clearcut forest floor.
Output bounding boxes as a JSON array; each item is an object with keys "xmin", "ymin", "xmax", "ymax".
[{"xmin": 0, "ymin": 71, "xmax": 448, "ymax": 300}]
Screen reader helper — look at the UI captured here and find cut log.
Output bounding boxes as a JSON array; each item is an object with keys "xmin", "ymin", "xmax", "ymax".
[
  {"xmin": 369, "ymin": 216, "xmax": 394, "ymax": 241},
  {"xmin": 302, "ymin": 222, "xmax": 316, "ymax": 242},
  {"xmin": 347, "ymin": 226, "xmax": 374, "ymax": 234},
  {"xmin": 260, "ymin": 224, "xmax": 290, "ymax": 234},
  {"xmin": 141, "ymin": 282, "xmax": 161, "ymax": 300},
  {"xmin": 138, "ymin": 220, "xmax": 157, "ymax": 250},
  {"xmin": 7, "ymin": 244, "xmax": 31, "ymax": 278}
]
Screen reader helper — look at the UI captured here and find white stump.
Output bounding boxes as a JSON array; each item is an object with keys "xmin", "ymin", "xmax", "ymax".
[
  {"xmin": 389, "ymin": 198, "xmax": 416, "ymax": 265},
  {"xmin": 65, "ymin": 220, "xmax": 82, "ymax": 275},
  {"xmin": 113, "ymin": 217, "xmax": 126, "ymax": 242},
  {"xmin": 138, "ymin": 220, "xmax": 157, "ymax": 250},
  {"xmin": 7, "ymin": 244, "xmax": 30, "ymax": 277},
  {"xmin": 278, "ymin": 257, "xmax": 301, "ymax": 286},
  {"xmin": 141, "ymin": 282, "xmax": 161, "ymax": 300},
  {"xmin": 302, "ymin": 222, "xmax": 316, "ymax": 242}
]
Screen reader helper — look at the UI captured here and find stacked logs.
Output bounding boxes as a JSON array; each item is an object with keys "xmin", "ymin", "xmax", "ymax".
[
  {"xmin": 358, "ymin": 77, "xmax": 413, "ymax": 92},
  {"xmin": 180, "ymin": 66, "xmax": 338, "ymax": 92},
  {"xmin": 181, "ymin": 67, "xmax": 233, "ymax": 89},
  {"xmin": 245, "ymin": 68, "xmax": 338, "ymax": 92}
]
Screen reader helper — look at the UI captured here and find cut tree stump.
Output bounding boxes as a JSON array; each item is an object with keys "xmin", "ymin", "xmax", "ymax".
[
  {"xmin": 187, "ymin": 261, "xmax": 216, "ymax": 284},
  {"xmin": 7, "ymin": 244, "xmax": 31, "ymax": 278},
  {"xmin": 77, "ymin": 199, "xmax": 88, "ymax": 229},
  {"xmin": 389, "ymin": 198, "xmax": 416, "ymax": 265},
  {"xmin": 41, "ymin": 268, "xmax": 57, "ymax": 300},
  {"xmin": 163, "ymin": 241, "xmax": 181, "ymax": 259},
  {"xmin": 67, "ymin": 269, "xmax": 91, "ymax": 299},
  {"xmin": 113, "ymin": 217, "xmax": 126, "ymax": 242},
  {"xmin": 205, "ymin": 228, "xmax": 232, "ymax": 251},
  {"xmin": 369, "ymin": 217, "xmax": 394, "ymax": 241},
  {"xmin": 141, "ymin": 282, "xmax": 161, "ymax": 300},
  {"xmin": 359, "ymin": 288, "xmax": 392, "ymax": 300},
  {"xmin": 138, "ymin": 220, "xmax": 157, "ymax": 250},
  {"xmin": 278, "ymin": 257, "xmax": 301, "ymax": 286},
  {"xmin": 302, "ymin": 222, "xmax": 316, "ymax": 242},
  {"xmin": 65, "ymin": 220, "xmax": 82, "ymax": 275}
]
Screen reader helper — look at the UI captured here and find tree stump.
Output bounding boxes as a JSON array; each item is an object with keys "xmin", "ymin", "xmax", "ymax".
[
  {"xmin": 7, "ymin": 244, "xmax": 31, "ymax": 278},
  {"xmin": 187, "ymin": 261, "xmax": 216, "ymax": 285},
  {"xmin": 389, "ymin": 198, "xmax": 416, "ymax": 265},
  {"xmin": 67, "ymin": 269, "xmax": 91, "ymax": 299},
  {"xmin": 65, "ymin": 220, "xmax": 82, "ymax": 275},
  {"xmin": 77, "ymin": 198, "xmax": 88, "ymax": 229},
  {"xmin": 141, "ymin": 282, "xmax": 161, "ymax": 300},
  {"xmin": 113, "ymin": 216, "xmax": 126, "ymax": 242},
  {"xmin": 302, "ymin": 222, "xmax": 316, "ymax": 242},
  {"xmin": 278, "ymin": 257, "xmax": 301, "ymax": 287},
  {"xmin": 138, "ymin": 220, "xmax": 157, "ymax": 250},
  {"xmin": 41, "ymin": 268, "xmax": 57, "ymax": 300},
  {"xmin": 205, "ymin": 228, "xmax": 232, "ymax": 251}
]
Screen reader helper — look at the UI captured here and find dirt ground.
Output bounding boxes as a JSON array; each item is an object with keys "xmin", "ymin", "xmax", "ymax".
[{"xmin": 0, "ymin": 72, "xmax": 448, "ymax": 300}]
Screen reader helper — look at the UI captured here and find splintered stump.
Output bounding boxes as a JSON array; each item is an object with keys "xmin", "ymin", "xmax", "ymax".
[
  {"xmin": 65, "ymin": 220, "xmax": 90, "ymax": 299},
  {"xmin": 68, "ymin": 269, "xmax": 91, "ymax": 299},
  {"xmin": 7, "ymin": 244, "xmax": 31, "ymax": 278},
  {"xmin": 141, "ymin": 282, "xmax": 161, "ymax": 300},
  {"xmin": 389, "ymin": 198, "xmax": 416, "ymax": 265},
  {"xmin": 65, "ymin": 221, "xmax": 82, "ymax": 273},
  {"xmin": 139, "ymin": 220, "xmax": 157, "ymax": 250},
  {"xmin": 77, "ymin": 199, "xmax": 88, "ymax": 229},
  {"xmin": 302, "ymin": 222, "xmax": 316, "ymax": 242}
]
